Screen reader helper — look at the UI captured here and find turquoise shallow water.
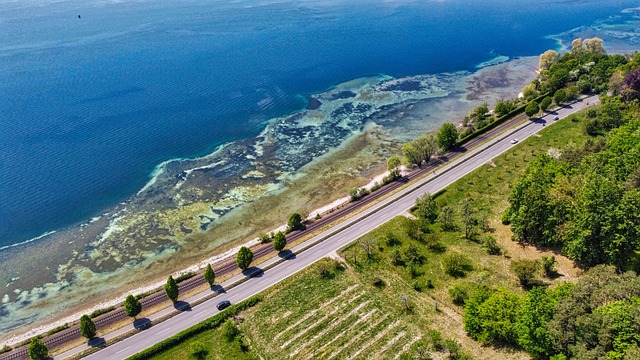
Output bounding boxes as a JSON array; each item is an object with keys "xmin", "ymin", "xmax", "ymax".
[{"xmin": 0, "ymin": 0, "xmax": 637, "ymax": 246}]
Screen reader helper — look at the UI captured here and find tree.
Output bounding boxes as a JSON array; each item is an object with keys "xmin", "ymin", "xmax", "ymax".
[
  {"xmin": 554, "ymin": 88, "xmax": 568, "ymax": 105},
  {"xmin": 28, "ymin": 337, "xmax": 48, "ymax": 360},
  {"xmin": 236, "ymin": 246, "xmax": 254, "ymax": 270},
  {"xmin": 584, "ymin": 37, "xmax": 605, "ymax": 54},
  {"xmin": 273, "ymin": 231, "xmax": 286, "ymax": 252},
  {"xmin": 79, "ymin": 314, "xmax": 96, "ymax": 340},
  {"xmin": 124, "ymin": 294, "xmax": 142, "ymax": 320},
  {"xmin": 413, "ymin": 193, "xmax": 438, "ymax": 221},
  {"xmin": 387, "ymin": 156, "xmax": 401, "ymax": 178},
  {"xmin": 359, "ymin": 237, "xmax": 375, "ymax": 259},
  {"xmin": 494, "ymin": 100, "xmax": 512, "ymax": 117},
  {"xmin": 525, "ymin": 100, "xmax": 540, "ymax": 118},
  {"xmin": 460, "ymin": 198, "xmax": 476, "ymax": 239},
  {"xmin": 204, "ymin": 264, "xmax": 215, "ymax": 286},
  {"xmin": 287, "ymin": 212, "xmax": 303, "ymax": 232},
  {"xmin": 571, "ymin": 38, "xmax": 585, "ymax": 56},
  {"xmin": 437, "ymin": 122, "xmax": 459, "ymax": 151},
  {"xmin": 221, "ymin": 319, "xmax": 240, "ymax": 342},
  {"xmin": 437, "ymin": 205, "xmax": 456, "ymax": 231},
  {"xmin": 466, "ymin": 288, "xmax": 522, "ymax": 345},
  {"xmin": 164, "ymin": 275, "xmax": 179, "ymax": 303},
  {"xmin": 539, "ymin": 50, "xmax": 559, "ymax": 71},
  {"xmin": 190, "ymin": 341, "xmax": 208, "ymax": 360},
  {"xmin": 483, "ymin": 236, "xmax": 501, "ymax": 255},
  {"xmin": 402, "ymin": 142, "xmax": 422, "ymax": 167},
  {"xmin": 540, "ymin": 96, "xmax": 552, "ymax": 112},
  {"xmin": 416, "ymin": 134, "xmax": 438, "ymax": 164}
]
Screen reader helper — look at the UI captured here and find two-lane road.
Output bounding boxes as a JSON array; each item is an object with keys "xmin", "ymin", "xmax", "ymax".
[{"xmin": 81, "ymin": 96, "xmax": 597, "ymax": 360}]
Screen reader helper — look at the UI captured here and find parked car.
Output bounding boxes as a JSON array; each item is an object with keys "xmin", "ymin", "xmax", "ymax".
[
  {"xmin": 510, "ymin": 139, "xmax": 518, "ymax": 144},
  {"xmin": 217, "ymin": 300, "xmax": 231, "ymax": 311},
  {"xmin": 554, "ymin": 116, "xmax": 559, "ymax": 120}
]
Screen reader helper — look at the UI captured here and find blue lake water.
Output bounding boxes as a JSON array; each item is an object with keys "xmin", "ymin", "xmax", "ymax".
[{"xmin": 0, "ymin": 0, "xmax": 637, "ymax": 247}]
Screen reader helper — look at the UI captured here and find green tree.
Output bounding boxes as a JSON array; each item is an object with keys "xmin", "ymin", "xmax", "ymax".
[
  {"xmin": 483, "ymin": 236, "xmax": 501, "ymax": 255},
  {"xmin": 554, "ymin": 88, "xmax": 568, "ymax": 105},
  {"xmin": 204, "ymin": 264, "xmax": 215, "ymax": 286},
  {"xmin": 222, "ymin": 319, "xmax": 240, "ymax": 342},
  {"xmin": 287, "ymin": 212, "xmax": 303, "ymax": 232},
  {"xmin": 460, "ymin": 198, "xmax": 476, "ymax": 239},
  {"xmin": 124, "ymin": 294, "xmax": 142, "ymax": 320},
  {"xmin": 516, "ymin": 284, "xmax": 573, "ymax": 357},
  {"xmin": 28, "ymin": 337, "xmax": 48, "ymax": 360},
  {"xmin": 437, "ymin": 205, "xmax": 456, "ymax": 231},
  {"xmin": 494, "ymin": 100, "xmax": 514, "ymax": 117},
  {"xmin": 413, "ymin": 193, "xmax": 438, "ymax": 221},
  {"xmin": 236, "ymin": 246, "xmax": 254, "ymax": 270},
  {"xmin": 464, "ymin": 288, "xmax": 522, "ymax": 345},
  {"xmin": 540, "ymin": 96, "xmax": 552, "ymax": 112},
  {"xmin": 437, "ymin": 122, "xmax": 459, "ymax": 151},
  {"xmin": 525, "ymin": 100, "xmax": 540, "ymax": 118},
  {"xmin": 387, "ymin": 156, "xmax": 401, "ymax": 178},
  {"xmin": 79, "ymin": 314, "xmax": 96, "ymax": 340},
  {"xmin": 273, "ymin": 231, "xmax": 286, "ymax": 252},
  {"xmin": 165, "ymin": 275, "xmax": 179, "ymax": 303}
]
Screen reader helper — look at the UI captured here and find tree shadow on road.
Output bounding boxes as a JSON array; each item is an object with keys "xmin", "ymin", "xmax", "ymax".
[
  {"xmin": 278, "ymin": 250, "xmax": 295, "ymax": 260},
  {"xmin": 242, "ymin": 266, "xmax": 264, "ymax": 278},
  {"xmin": 88, "ymin": 337, "xmax": 106, "ymax": 348},
  {"xmin": 173, "ymin": 300, "xmax": 191, "ymax": 312},
  {"xmin": 210, "ymin": 284, "xmax": 225, "ymax": 293},
  {"xmin": 133, "ymin": 318, "xmax": 152, "ymax": 330}
]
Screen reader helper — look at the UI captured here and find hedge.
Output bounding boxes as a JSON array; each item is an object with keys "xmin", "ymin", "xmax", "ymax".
[
  {"xmin": 126, "ymin": 295, "xmax": 262, "ymax": 360},
  {"xmin": 457, "ymin": 93, "xmax": 549, "ymax": 145}
]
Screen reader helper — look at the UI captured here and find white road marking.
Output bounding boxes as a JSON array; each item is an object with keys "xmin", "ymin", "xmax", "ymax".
[{"xmin": 115, "ymin": 346, "xmax": 132, "ymax": 354}]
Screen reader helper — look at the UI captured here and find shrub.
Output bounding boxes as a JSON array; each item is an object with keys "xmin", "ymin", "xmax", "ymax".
[
  {"xmin": 448, "ymin": 282, "xmax": 478, "ymax": 305},
  {"xmin": 511, "ymin": 259, "xmax": 539, "ymax": 287},
  {"xmin": 190, "ymin": 341, "xmax": 208, "ymax": 359},
  {"xmin": 412, "ymin": 280, "xmax": 423, "ymax": 292},
  {"xmin": 443, "ymin": 253, "xmax": 474, "ymax": 278},
  {"xmin": 501, "ymin": 211, "xmax": 511, "ymax": 225},
  {"xmin": 221, "ymin": 319, "xmax": 240, "ymax": 343},
  {"xmin": 391, "ymin": 249, "xmax": 405, "ymax": 266},
  {"xmin": 483, "ymin": 236, "xmax": 501, "ymax": 255},
  {"xmin": 426, "ymin": 279, "xmax": 434, "ymax": 289},
  {"xmin": 541, "ymin": 256, "xmax": 557, "ymax": 277},
  {"xmin": 258, "ymin": 233, "xmax": 270, "ymax": 243},
  {"xmin": 372, "ymin": 277, "xmax": 386, "ymax": 288}
]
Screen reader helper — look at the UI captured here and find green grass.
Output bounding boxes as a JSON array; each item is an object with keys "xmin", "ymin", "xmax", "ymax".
[
  {"xmin": 151, "ymin": 327, "xmax": 257, "ymax": 360},
  {"xmin": 144, "ymin": 113, "xmax": 589, "ymax": 360}
]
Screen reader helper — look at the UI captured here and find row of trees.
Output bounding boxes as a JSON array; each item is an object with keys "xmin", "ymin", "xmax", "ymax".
[{"xmin": 462, "ymin": 266, "xmax": 640, "ymax": 359}]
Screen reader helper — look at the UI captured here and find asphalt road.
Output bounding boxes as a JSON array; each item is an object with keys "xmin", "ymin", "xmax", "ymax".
[{"xmin": 76, "ymin": 96, "xmax": 597, "ymax": 360}]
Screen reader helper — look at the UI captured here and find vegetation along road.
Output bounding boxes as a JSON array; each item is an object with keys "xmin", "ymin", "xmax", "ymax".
[{"xmin": 67, "ymin": 95, "xmax": 597, "ymax": 360}]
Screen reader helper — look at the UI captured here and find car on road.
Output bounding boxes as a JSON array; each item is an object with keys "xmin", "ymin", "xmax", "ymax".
[
  {"xmin": 510, "ymin": 139, "xmax": 518, "ymax": 144},
  {"xmin": 216, "ymin": 300, "xmax": 231, "ymax": 311},
  {"xmin": 554, "ymin": 116, "xmax": 559, "ymax": 120}
]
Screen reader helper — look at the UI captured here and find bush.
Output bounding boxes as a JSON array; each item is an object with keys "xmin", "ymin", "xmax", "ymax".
[
  {"xmin": 448, "ymin": 282, "xmax": 478, "ymax": 305},
  {"xmin": 372, "ymin": 277, "xmax": 386, "ymax": 288},
  {"xmin": 258, "ymin": 233, "xmax": 270, "ymax": 243},
  {"xmin": 425, "ymin": 279, "xmax": 434, "ymax": 289},
  {"xmin": 541, "ymin": 256, "xmax": 557, "ymax": 277},
  {"xmin": 391, "ymin": 249, "xmax": 405, "ymax": 266},
  {"xmin": 443, "ymin": 253, "xmax": 474, "ymax": 278},
  {"xmin": 190, "ymin": 341, "xmax": 208, "ymax": 359},
  {"xmin": 483, "ymin": 236, "xmax": 501, "ymax": 255},
  {"xmin": 511, "ymin": 259, "xmax": 539, "ymax": 287},
  {"xmin": 501, "ymin": 211, "xmax": 511, "ymax": 225},
  {"xmin": 428, "ymin": 330, "xmax": 444, "ymax": 350},
  {"xmin": 221, "ymin": 319, "xmax": 240, "ymax": 342},
  {"xmin": 412, "ymin": 280, "xmax": 423, "ymax": 292}
]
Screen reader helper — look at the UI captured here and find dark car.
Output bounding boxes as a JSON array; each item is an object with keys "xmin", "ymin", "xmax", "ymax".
[
  {"xmin": 554, "ymin": 116, "xmax": 559, "ymax": 120},
  {"xmin": 217, "ymin": 300, "xmax": 231, "ymax": 311}
]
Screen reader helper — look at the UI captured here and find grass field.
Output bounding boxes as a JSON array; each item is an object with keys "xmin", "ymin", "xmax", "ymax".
[{"xmin": 146, "ymin": 112, "xmax": 590, "ymax": 359}]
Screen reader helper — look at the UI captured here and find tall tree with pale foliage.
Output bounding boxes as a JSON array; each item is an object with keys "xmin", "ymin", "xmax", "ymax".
[{"xmin": 539, "ymin": 50, "xmax": 559, "ymax": 70}]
